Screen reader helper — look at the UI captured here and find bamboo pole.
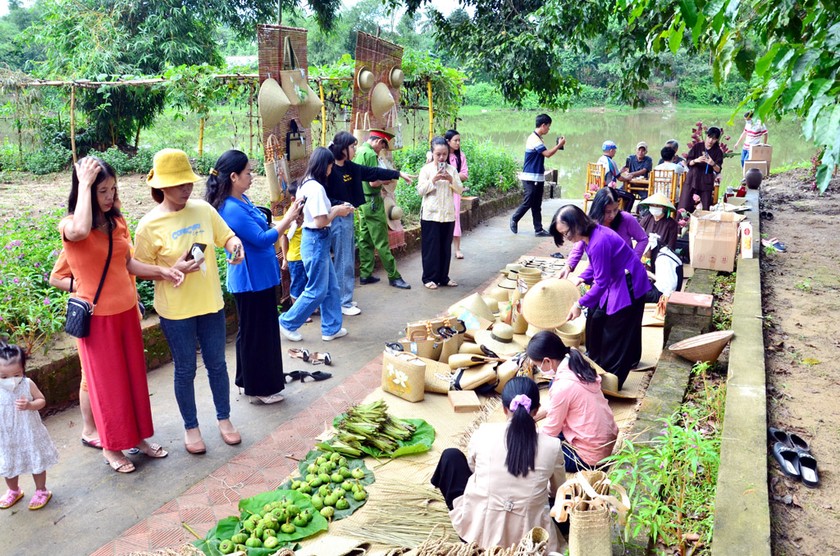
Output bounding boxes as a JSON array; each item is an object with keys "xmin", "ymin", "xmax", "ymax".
[
  {"xmin": 248, "ymin": 84, "xmax": 254, "ymax": 156},
  {"xmin": 69, "ymin": 85, "xmax": 77, "ymax": 164},
  {"xmin": 198, "ymin": 117, "xmax": 205, "ymax": 156},
  {"xmin": 319, "ymin": 80, "xmax": 327, "ymax": 146},
  {"xmin": 427, "ymin": 79, "xmax": 434, "ymax": 143}
]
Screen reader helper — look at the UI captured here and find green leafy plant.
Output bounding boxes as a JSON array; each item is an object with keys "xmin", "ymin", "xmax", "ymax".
[
  {"xmin": 794, "ymin": 278, "xmax": 812, "ymax": 293},
  {"xmin": 712, "ymin": 272, "xmax": 736, "ymax": 330},
  {"xmin": 23, "ymin": 144, "xmax": 71, "ymax": 175}
]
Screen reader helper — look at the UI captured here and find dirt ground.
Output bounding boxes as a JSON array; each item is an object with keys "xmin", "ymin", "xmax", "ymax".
[{"xmin": 760, "ymin": 168, "xmax": 840, "ymax": 555}]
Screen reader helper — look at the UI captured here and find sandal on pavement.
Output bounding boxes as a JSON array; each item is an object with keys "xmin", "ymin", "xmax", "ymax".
[
  {"xmin": 251, "ymin": 392, "xmax": 285, "ymax": 405},
  {"xmin": 772, "ymin": 442, "xmax": 800, "ymax": 479},
  {"xmin": 443, "ymin": 280, "xmax": 458, "ymax": 287},
  {"xmin": 288, "ymin": 348, "xmax": 310, "ymax": 362},
  {"xmin": 424, "ymin": 282, "xmax": 438, "ymax": 290},
  {"xmin": 28, "ymin": 490, "xmax": 52, "ymax": 511},
  {"xmin": 310, "ymin": 352, "xmax": 332, "ymax": 366},
  {"xmin": 285, "ymin": 370, "xmax": 304, "ymax": 383},
  {"xmin": 81, "ymin": 436, "xmax": 102, "ymax": 449},
  {"xmin": 455, "ymin": 252, "xmax": 464, "ymax": 259},
  {"xmin": 301, "ymin": 370, "xmax": 332, "ymax": 383},
  {"xmin": 0, "ymin": 489, "xmax": 24, "ymax": 509},
  {"xmin": 137, "ymin": 442, "xmax": 168, "ymax": 459},
  {"xmin": 105, "ymin": 458, "xmax": 136, "ymax": 474}
]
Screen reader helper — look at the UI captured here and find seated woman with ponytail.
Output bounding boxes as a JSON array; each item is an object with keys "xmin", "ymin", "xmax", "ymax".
[
  {"xmin": 527, "ymin": 331, "xmax": 618, "ymax": 472},
  {"xmin": 431, "ymin": 377, "xmax": 565, "ymax": 552}
]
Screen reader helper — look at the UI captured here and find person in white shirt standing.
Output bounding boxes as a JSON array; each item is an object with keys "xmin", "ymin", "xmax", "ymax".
[{"xmin": 733, "ymin": 110, "xmax": 768, "ymax": 167}]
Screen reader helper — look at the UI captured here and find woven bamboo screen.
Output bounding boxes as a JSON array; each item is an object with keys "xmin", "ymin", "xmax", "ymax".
[
  {"xmin": 257, "ymin": 24, "xmax": 311, "ymax": 212},
  {"xmin": 351, "ymin": 32, "xmax": 404, "ymax": 137}
]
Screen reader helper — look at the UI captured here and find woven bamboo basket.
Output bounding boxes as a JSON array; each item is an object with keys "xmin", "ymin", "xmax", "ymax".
[{"xmin": 668, "ymin": 329, "xmax": 734, "ymax": 363}]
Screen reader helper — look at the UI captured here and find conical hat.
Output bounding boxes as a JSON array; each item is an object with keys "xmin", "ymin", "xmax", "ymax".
[
  {"xmin": 297, "ymin": 82, "xmax": 324, "ymax": 128},
  {"xmin": 521, "ymin": 278, "xmax": 581, "ymax": 329},
  {"xmin": 389, "ymin": 66, "xmax": 405, "ymax": 88},
  {"xmin": 356, "ymin": 67, "xmax": 375, "ymax": 91},
  {"xmin": 370, "ymin": 82, "xmax": 396, "ymax": 119},
  {"xmin": 639, "ymin": 191, "xmax": 676, "ymax": 211},
  {"xmin": 258, "ymin": 78, "xmax": 291, "ymax": 130}
]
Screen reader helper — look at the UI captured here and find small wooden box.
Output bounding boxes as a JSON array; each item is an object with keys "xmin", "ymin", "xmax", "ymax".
[
  {"xmin": 448, "ymin": 390, "xmax": 481, "ymax": 413},
  {"xmin": 743, "ymin": 160, "xmax": 768, "ymax": 177}
]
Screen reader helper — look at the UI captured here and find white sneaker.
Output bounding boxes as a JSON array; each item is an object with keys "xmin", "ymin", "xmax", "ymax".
[
  {"xmin": 322, "ymin": 327, "xmax": 348, "ymax": 341},
  {"xmin": 341, "ymin": 305, "xmax": 361, "ymax": 316},
  {"xmin": 280, "ymin": 324, "xmax": 302, "ymax": 342},
  {"xmin": 350, "ymin": 301, "xmax": 358, "ymax": 307}
]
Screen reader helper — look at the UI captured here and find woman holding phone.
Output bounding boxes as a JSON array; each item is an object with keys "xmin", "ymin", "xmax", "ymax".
[
  {"xmin": 205, "ymin": 150, "xmax": 303, "ymax": 405},
  {"xmin": 134, "ymin": 149, "xmax": 245, "ymax": 455},
  {"xmin": 417, "ymin": 136, "xmax": 464, "ymax": 289}
]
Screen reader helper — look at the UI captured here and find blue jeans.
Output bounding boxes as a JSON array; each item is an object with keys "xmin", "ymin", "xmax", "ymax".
[
  {"xmin": 280, "ymin": 227, "xmax": 343, "ymax": 335},
  {"xmin": 288, "ymin": 260, "xmax": 306, "ymax": 299},
  {"xmin": 159, "ymin": 309, "xmax": 231, "ymax": 430},
  {"xmin": 559, "ymin": 433, "xmax": 597, "ymax": 473},
  {"xmin": 740, "ymin": 148, "xmax": 750, "ymax": 167},
  {"xmin": 330, "ymin": 213, "xmax": 356, "ymax": 308}
]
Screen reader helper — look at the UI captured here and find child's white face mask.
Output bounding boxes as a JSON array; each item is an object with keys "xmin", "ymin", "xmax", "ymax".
[{"xmin": 0, "ymin": 376, "xmax": 23, "ymax": 392}]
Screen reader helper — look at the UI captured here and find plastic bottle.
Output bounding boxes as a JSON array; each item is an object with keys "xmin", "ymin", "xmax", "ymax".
[{"xmin": 740, "ymin": 221, "xmax": 753, "ymax": 258}]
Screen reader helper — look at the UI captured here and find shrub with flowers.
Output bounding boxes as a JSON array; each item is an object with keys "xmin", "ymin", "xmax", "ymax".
[{"xmin": 0, "ymin": 209, "xmax": 67, "ymax": 352}]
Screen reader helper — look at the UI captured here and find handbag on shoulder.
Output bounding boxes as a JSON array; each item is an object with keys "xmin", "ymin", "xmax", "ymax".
[{"xmin": 64, "ymin": 223, "xmax": 113, "ymax": 339}]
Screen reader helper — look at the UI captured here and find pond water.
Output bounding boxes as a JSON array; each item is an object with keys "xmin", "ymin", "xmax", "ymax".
[{"xmin": 403, "ymin": 106, "xmax": 812, "ymax": 198}]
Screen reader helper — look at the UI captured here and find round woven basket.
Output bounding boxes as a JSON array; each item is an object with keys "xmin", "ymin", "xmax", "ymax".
[
  {"xmin": 556, "ymin": 316, "xmax": 585, "ymax": 347},
  {"xmin": 668, "ymin": 330, "xmax": 734, "ymax": 363}
]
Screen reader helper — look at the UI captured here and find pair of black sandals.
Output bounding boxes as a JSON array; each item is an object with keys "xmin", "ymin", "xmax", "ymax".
[
  {"xmin": 285, "ymin": 369, "xmax": 332, "ymax": 383},
  {"xmin": 770, "ymin": 427, "xmax": 819, "ymax": 488}
]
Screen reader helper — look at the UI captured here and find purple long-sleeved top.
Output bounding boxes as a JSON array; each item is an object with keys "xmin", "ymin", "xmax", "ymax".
[
  {"xmin": 578, "ymin": 225, "xmax": 652, "ymax": 315},
  {"xmin": 566, "ymin": 212, "xmax": 648, "ymax": 271}
]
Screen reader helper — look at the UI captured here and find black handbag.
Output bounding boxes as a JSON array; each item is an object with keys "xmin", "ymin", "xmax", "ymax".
[{"xmin": 64, "ymin": 224, "xmax": 113, "ymax": 339}]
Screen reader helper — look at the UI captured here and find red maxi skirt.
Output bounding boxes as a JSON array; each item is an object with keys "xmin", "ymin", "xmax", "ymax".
[{"xmin": 76, "ymin": 307, "xmax": 154, "ymax": 451}]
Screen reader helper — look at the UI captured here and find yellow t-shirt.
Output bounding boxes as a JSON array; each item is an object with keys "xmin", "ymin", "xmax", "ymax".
[
  {"xmin": 134, "ymin": 199, "xmax": 234, "ymax": 320},
  {"xmin": 284, "ymin": 206, "xmax": 302, "ymax": 262}
]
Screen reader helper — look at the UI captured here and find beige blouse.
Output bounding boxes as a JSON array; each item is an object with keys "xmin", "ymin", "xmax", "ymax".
[
  {"xmin": 450, "ymin": 421, "xmax": 565, "ymax": 552},
  {"xmin": 416, "ymin": 162, "xmax": 464, "ymax": 222}
]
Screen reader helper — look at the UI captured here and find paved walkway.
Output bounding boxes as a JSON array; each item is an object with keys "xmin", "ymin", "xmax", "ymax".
[{"xmin": 3, "ymin": 199, "xmax": 571, "ymax": 556}]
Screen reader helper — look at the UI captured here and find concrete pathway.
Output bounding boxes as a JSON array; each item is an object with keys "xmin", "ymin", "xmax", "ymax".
[{"xmin": 3, "ymin": 199, "xmax": 571, "ymax": 556}]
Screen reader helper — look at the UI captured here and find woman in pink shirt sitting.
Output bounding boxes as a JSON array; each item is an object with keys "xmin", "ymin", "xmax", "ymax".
[{"xmin": 528, "ymin": 331, "xmax": 618, "ymax": 472}]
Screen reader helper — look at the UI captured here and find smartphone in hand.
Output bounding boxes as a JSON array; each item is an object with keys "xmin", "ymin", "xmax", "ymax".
[
  {"xmin": 437, "ymin": 162, "xmax": 446, "ymax": 173},
  {"xmin": 185, "ymin": 242, "xmax": 207, "ymax": 262}
]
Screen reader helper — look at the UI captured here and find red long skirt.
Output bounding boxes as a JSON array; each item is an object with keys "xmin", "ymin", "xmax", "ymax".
[{"xmin": 76, "ymin": 308, "xmax": 154, "ymax": 451}]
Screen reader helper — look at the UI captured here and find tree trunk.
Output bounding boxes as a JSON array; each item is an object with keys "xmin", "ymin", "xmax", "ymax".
[{"xmin": 198, "ymin": 117, "xmax": 206, "ymax": 156}]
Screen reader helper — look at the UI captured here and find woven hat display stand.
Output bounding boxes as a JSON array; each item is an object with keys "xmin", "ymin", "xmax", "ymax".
[
  {"xmin": 550, "ymin": 471, "xmax": 630, "ymax": 556},
  {"xmin": 351, "ymin": 31, "xmax": 403, "ymax": 144},
  {"xmin": 399, "ymin": 524, "xmax": 550, "ymax": 556},
  {"xmin": 258, "ymin": 24, "xmax": 313, "ymax": 218}
]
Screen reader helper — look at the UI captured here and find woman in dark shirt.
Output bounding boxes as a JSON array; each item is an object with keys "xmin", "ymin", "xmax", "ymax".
[
  {"xmin": 325, "ymin": 132, "xmax": 413, "ymax": 315},
  {"xmin": 678, "ymin": 127, "xmax": 724, "ymax": 212}
]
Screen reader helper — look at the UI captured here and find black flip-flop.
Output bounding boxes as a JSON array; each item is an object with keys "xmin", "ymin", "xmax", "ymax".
[
  {"xmin": 769, "ymin": 427, "xmax": 810, "ymax": 452},
  {"xmin": 772, "ymin": 442, "xmax": 800, "ymax": 479},
  {"xmin": 301, "ymin": 370, "xmax": 332, "ymax": 382},
  {"xmin": 798, "ymin": 452, "xmax": 820, "ymax": 488},
  {"xmin": 285, "ymin": 370, "xmax": 305, "ymax": 383}
]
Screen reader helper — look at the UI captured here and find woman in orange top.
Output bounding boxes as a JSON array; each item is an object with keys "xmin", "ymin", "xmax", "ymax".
[{"xmin": 60, "ymin": 157, "xmax": 183, "ymax": 473}]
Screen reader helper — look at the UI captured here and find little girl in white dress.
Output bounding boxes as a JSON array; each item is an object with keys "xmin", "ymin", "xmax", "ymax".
[{"xmin": 0, "ymin": 343, "xmax": 59, "ymax": 510}]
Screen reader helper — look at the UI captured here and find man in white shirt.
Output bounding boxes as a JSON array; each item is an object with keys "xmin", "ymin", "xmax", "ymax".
[
  {"xmin": 653, "ymin": 147, "xmax": 686, "ymax": 174},
  {"xmin": 733, "ymin": 110, "xmax": 768, "ymax": 167}
]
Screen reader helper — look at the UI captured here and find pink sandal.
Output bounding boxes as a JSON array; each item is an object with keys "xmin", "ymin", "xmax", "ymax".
[
  {"xmin": 0, "ymin": 489, "xmax": 24, "ymax": 509},
  {"xmin": 28, "ymin": 489, "xmax": 52, "ymax": 510}
]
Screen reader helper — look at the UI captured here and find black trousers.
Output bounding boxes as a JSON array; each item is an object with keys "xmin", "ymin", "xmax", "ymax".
[
  {"xmin": 421, "ymin": 219, "xmax": 455, "ymax": 285},
  {"xmin": 511, "ymin": 180, "xmax": 545, "ymax": 232},
  {"xmin": 678, "ymin": 184, "xmax": 713, "ymax": 213},
  {"xmin": 614, "ymin": 187, "xmax": 636, "ymax": 213},
  {"xmin": 431, "ymin": 448, "xmax": 473, "ymax": 510},
  {"xmin": 585, "ymin": 277, "xmax": 646, "ymax": 389},
  {"xmin": 233, "ymin": 287, "xmax": 285, "ymax": 396}
]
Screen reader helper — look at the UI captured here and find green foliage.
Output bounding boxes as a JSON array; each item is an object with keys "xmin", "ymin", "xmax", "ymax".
[
  {"xmin": 401, "ymin": 48, "xmax": 466, "ymax": 133},
  {"xmin": 89, "ymin": 146, "xmax": 155, "ymax": 176},
  {"xmin": 607, "ymin": 361, "xmax": 725, "ymax": 551},
  {"xmin": 464, "ymin": 82, "xmax": 504, "ymax": 108},
  {"xmin": 712, "ymin": 272, "xmax": 736, "ymax": 331},
  {"xmin": 0, "ymin": 209, "xmax": 66, "ymax": 352},
  {"xmin": 0, "ymin": 140, "xmax": 25, "ymax": 172},
  {"xmin": 24, "ymin": 144, "xmax": 71, "ymax": 174},
  {"xmin": 192, "ymin": 153, "xmax": 218, "ymax": 176}
]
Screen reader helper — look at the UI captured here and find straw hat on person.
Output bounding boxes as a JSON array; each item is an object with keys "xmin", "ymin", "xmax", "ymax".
[
  {"xmin": 521, "ymin": 278, "xmax": 581, "ymax": 330},
  {"xmin": 258, "ymin": 77, "xmax": 291, "ymax": 130},
  {"xmin": 388, "ymin": 66, "xmax": 405, "ymax": 88},
  {"xmin": 356, "ymin": 67, "xmax": 375, "ymax": 91},
  {"xmin": 474, "ymin": 322, "xmax": 524, "ymax": 356},
  {"xmin": 147, "ymin": 149, "xmax": 201, "ymax": 188},
  {"xmin": 639, "ymin": 191, "xmax": 676, "ymax": 212},
  {"xmin": 371, "ymin": 82, "xmax": 396, "ymax": 119}
]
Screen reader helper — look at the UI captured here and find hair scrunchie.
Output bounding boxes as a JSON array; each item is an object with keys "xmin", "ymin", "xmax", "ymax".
[
  {"xmin": 209, "ymin": 168, "xmax": 219, "ymax": 176},
  {"xmin": 509, "ymin": 394, "xmax": 531, "ymax": 413}
]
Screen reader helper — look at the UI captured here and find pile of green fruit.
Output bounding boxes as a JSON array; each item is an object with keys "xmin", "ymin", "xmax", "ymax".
[
  {"xmin": 218, "ymin": 498, "xmax": 314, "ymax": 553},
  {"xmin": 282, "ymin": 451, "xmax": 374, "ymax": 521}
]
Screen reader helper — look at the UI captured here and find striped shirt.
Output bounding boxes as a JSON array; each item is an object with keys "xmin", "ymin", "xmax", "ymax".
[
  {"xmin": 519, "ymin": 131, "xmax": 547, "ymax": 182},
  {"xmin": 743, "ymin": 120, "xmax": 767, "ymax": 146}
]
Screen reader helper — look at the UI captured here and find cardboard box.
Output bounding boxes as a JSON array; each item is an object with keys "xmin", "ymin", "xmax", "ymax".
[
  {"xmin": 743, "ymin": 159, "xmax": 768, "ymax": 177},
  {"xmin": 448, "ymin": 390, "xmax": 482, "ymax": 413},
  {"xmin": 748, "ymin": 144, "xmax": 772, "ymax": 173},
  {"xmin": 688, "ymin": 211, "xmax": 745, "ymax": 272}
]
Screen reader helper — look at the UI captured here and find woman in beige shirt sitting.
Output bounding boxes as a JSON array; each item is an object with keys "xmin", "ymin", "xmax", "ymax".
[
  {"xmin": 431, "ymin": 377, "xmax": 565, "ymax": 551},
  {"xmin": 417, "ymin": 136, "xmax": 464, "ymax": 289}
]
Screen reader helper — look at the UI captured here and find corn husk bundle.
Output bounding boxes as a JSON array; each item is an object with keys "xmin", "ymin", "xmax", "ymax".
[
  {"xmin": 318, "ymin": 400, "xmax": 417, "ymax": 457},
  {"xmin": 550, "ymin": 471, "xmax": 629, "ymax": 556}
]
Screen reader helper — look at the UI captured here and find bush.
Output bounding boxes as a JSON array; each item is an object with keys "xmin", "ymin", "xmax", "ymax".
[
  {"xmin": 88, "ymin": 146, "xmax": 157, "ymax": 175},
  {"xmin": 0, "ymin": 209, "xmax": 67, "ymax": 352},
  {"xmin": 192, "ymin": 152, "xmax": 218, "ymax": 176},
  {"xmin": 24, "ymin": 145, "xmax": 71, "ymax": 175},
  {"xmin": 0, "ymin": 140, "xmax": 25, "ymax": 172},
  {"xmin": 464, "ymin": 82, "xmax": 506, "ymax": 107}
]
